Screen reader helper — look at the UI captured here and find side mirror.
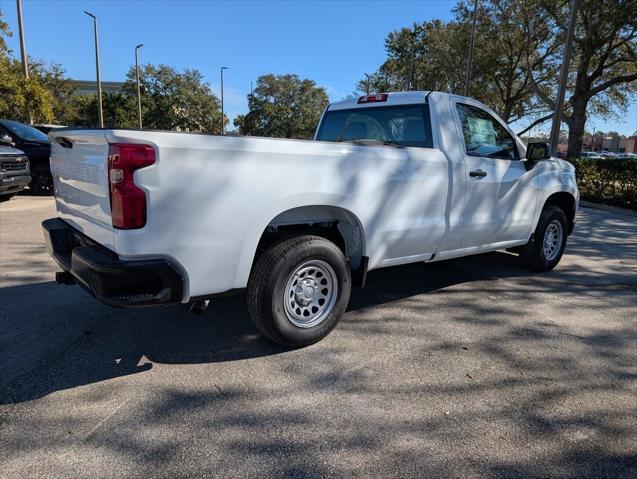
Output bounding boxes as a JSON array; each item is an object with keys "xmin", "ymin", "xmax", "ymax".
[
  {"xmin": 526, "ymin": 142, "xmax": 551, "ymax": 161},
  {"xmin": 0, "ymin": 133, "xmax": 14, "ymax": 146}
]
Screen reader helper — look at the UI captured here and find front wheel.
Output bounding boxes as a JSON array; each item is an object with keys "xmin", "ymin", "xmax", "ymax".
[
  {"xmin": 247, "ymin": 235, "xmax": 351, "ymax": 347},
  {"xmin": 29, "ymin": 164, "xmax": 54, "ymax": 196},
  {"xmin": 520, "ymin": 205, "xmax": 568, "ymax": 271}
]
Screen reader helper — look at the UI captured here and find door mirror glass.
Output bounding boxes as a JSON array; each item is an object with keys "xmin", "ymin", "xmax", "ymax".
[
  {"xmin": 526, "ymin": 142, "xmax": 551, "ymax": 161},
  {"xmin": 0, "ymin": 133, "xmax": 14, "ymax": 146}
]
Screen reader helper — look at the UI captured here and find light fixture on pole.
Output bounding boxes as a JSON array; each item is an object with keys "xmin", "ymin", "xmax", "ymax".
[
  {"xmin": 220, "ymin": 66, "xmax": 228, "ymax": 135},
  {"xmin": 135, "ymin": 44, "xmax": 144, "ymax": 129},
  {"xmin": 85, "ymin": 11, "xmax": 104, "ymax": 128}
]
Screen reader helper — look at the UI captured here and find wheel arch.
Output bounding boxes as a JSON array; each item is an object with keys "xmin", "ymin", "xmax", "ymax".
[
  {"xmin": 233, "ymin": 202, "xmax": 367, "ymax": 289},
  {"xmin": 255, "ymin": 205, "xmax": 366, "ymax": 266},
  {"xmin": 542, "ymin": 191, "xmax": 577, "ymax": 235}
]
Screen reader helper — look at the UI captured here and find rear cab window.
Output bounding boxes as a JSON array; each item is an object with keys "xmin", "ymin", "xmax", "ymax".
[{"xmin": 316, "ymin": 104, "xmax": 433, "ymax": 149}]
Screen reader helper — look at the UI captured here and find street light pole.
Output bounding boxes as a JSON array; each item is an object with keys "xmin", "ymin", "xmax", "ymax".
[
  {"xmin": 135, "ymin": 44, "xmax": 144, "ymax": 129},
  {"xmin": 16, "ymin": 0, "xmax": 33, "ymax": 124},
  {"xmin": 220, "ymin": 66, "xmax": 228, "ymax": 134},
  {"xmin": 549, "ymin": 0, "xmax": 578, "ymax": 156},
  {"xmin": 407, "ymin": 25, "xmax": 416, "ymax": 91},
  {"xmin": 464, "ymin": 0, "xmax": 479, "ymax": 97},
  {"xmin": 85, "ymin": 11, "xmax": 104, "ymax": 128}
]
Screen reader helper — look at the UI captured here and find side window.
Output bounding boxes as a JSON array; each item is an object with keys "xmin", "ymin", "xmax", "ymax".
[{"xmin": 455, "ymin": 103, "xmax": 519, "ymax": 160}]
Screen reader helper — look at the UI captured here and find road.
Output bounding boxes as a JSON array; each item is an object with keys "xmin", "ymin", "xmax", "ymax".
[{"xmin": 1, "ymin": 196, "xmax": 635, "ymax": 478}]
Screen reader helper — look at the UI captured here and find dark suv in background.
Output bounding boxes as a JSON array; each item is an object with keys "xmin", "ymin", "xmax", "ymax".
[
  {"xmin": 0, "ymin": 120, "xmax": 52, "ymax": 195},
  {"xmin": 0, "ymin": 145, "xmax": 31, "ymax": 201}
]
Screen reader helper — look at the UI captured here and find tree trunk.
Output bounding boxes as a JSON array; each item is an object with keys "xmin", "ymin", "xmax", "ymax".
[{"xmin": 567, "ymin": 100, "xmax": 587, "ymax": 159}]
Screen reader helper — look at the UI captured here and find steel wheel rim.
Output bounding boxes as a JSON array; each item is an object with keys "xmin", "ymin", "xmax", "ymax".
[
  {"xmin": 543, "ymin": 220, "xmax": 563, "ymax": 261},
  {"xmin": 283, "ymin": 259, "xmax": 338, "ymax": 328}
]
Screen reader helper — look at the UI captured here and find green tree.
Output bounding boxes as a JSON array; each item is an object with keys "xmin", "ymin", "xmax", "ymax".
[
  {"xmin": 0, "ymin": 12, "xmax": 54, "ymax": 123},
  {"xmin": 71, "ymin": 92, "xmax": 136, "ymax": 128},
  {"xmin": 358, "ymin": 1, "xmax": 553, "ymax": 125},
  {"xmin": 235, "ymin": 74, "xmax": 329, "ymax": 138},
  {"xmin": 122, "ymin": 64, "xmax": 224, "ymax": 132},
  {"xmin": 357, "ymin": 20, "xmax": 466, "ymax": 96},
  {"xmin": 527, "ymin": 0, "xmax": 637, "ymax": 157},
  {"xmin": 32, "ymin": 61, "xmax": 79, "ymax": 125}
]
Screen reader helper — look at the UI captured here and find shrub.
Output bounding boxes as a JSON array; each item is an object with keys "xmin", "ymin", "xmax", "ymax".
[{"xmin": 570, "ymin": 158, "xmax": 637, "ymax": 210}]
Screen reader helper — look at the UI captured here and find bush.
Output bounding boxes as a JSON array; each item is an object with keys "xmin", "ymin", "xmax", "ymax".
[{"xmin": 570, "ymin": 158, "xmax": 637, "ymax": 210}]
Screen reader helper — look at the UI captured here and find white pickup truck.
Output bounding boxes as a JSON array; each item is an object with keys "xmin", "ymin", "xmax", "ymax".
[{"xmin": 44, "ymin": 91, "xmax": 579, "ymax": 346}]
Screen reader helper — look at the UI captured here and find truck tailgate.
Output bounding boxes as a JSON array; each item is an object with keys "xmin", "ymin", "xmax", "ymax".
[{"xmin": 49, "ymin": 130, "xmax": 114, "ymax": 247}]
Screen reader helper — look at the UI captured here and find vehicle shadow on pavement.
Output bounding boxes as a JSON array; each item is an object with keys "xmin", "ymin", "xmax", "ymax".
[
  {"xmin": 1, "ymin": 210, "xmax": 636, "ymax": 477},
  {"xmin": 0, "ymin": 250, "xmax": 538, "ymax": 406},
  {"xmin": 1, "ymin": 209, "xmax": 635, "ymax": 406}
]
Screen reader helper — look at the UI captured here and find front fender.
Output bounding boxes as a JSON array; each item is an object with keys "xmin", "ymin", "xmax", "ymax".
[{"xmin": 531, "ymin": 160, "xmax": 579, "ymax": 232}]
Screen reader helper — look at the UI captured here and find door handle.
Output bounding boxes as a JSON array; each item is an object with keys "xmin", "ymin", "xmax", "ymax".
[{"xmin": 469, "ymin": 169, "xmax": 487, "ymax": 178}]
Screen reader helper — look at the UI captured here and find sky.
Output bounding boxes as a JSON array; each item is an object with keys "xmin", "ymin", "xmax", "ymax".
[{"xmin": 2, "ymin": 0, "xmax": 636, "ymax": 135}]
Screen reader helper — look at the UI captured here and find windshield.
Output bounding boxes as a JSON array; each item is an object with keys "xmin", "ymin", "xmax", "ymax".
[
  {"xmin": 316, "ymin": 104, "xmax": 433, "ymax": 148},
  {"xmin": 0, "ymin": 120, "xmax": 50, "ymax": 142}
]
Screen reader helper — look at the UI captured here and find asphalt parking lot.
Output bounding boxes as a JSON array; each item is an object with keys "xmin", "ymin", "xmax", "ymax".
[{"xmin": 1, "ymin": 196, "xmax": 635, "ymax": 478}]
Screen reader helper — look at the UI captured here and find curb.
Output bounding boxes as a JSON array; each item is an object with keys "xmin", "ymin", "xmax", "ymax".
[{"xmin": 580, "ymin": 200, "xmax": 637, "ymax": 218}]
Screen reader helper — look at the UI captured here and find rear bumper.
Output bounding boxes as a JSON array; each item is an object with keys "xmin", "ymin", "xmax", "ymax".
[
  {"xmin": 0, "ymin": 173, "xmax": 30, "ymax": 194},
  {"xmin": 42, "ymin": 218, "xmax": 184, "ymax": 307}
]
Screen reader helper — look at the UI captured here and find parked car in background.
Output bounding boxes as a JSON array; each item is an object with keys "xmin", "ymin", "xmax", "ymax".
[
  {"xmin": 599, "ymin": 151, "xmax": 617, "ymax": 159},
  {"xmin": 0, "ymin": 145, "xmax": 31, "ymax": 201},
  {"xmin": 33, "ymin": 124, "xmax": 66, "ymax": 135},
  {"xmin": 580, "ymin": 151, "xmax": 603, "ymax": 159},
  {"xmin": 0, "ymin": 120, "xmax": 52, "ymax": 195},
  {"xmin": 43, "ymin": 91, "xmax": 579, "ymax": 347}
]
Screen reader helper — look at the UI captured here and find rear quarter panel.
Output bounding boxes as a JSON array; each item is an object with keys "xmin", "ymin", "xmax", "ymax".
[{"xmin": 106, "ymin": 130, "xmax": 450, "ymax": 299}]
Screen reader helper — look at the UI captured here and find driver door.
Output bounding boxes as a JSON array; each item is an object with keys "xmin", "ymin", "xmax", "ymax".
[{"xmin": 453, "ymin": 101, "xmax": 536, "ymax": 248}]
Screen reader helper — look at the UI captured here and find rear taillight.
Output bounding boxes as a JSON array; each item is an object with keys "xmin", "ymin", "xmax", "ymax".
[
  {"xmin": 107, "ymin": 143, "xmax": 155, "ymax": 229},
  {"xmin": 358, "ymin": 93, "xmax": 389, "ymax": 104}
]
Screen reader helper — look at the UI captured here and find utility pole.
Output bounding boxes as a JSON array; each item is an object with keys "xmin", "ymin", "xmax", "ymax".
[
  {"xmin": 220, "ymin": 66, "xmax": 228, "ymax": 134},
  {"xmin": 16, "ymin": 0, "xmax": 33, "ymax": 124},
  {"xmin": 549, "ymin": 0, "xmax": 578, "ymax": 156},
  {"xmin": 463, "ymin": 0, "xmax": 479, "ymax": 97},
  {"xmin": 135, "ymin": 44, "xmax": 144, "ymax": 129},
  {"xmin": 85, "ymin": 11, "xmax": 104, "ymax": 128}
]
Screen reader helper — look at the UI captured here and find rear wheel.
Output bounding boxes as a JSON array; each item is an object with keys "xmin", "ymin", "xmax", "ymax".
[
  {"xmin": 29, "ymin": 164, "xmax": 54, "ymax": 196},
  {"xmin": 520, "ymin": 205, "xmax": 568, "ymax": 271},
  {"xmin": 247, "ymin": 235, "xmax": 351, "ymax": 347}
]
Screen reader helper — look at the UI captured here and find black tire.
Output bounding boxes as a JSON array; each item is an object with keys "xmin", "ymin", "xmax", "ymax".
[
  {"xmin": 29, "ymin": 164, "xmax": 54, "ymax": 196},
  {"xmin": 520, "ymin": 205, "xmax": 568, "ymax": 271},
  {"xmin": 0, "ymin": 193, "xmax": 15, "ymax": 202},
  {"xmin": 247, "ymin": 235, "xmax": 351, "ymax": 347}
]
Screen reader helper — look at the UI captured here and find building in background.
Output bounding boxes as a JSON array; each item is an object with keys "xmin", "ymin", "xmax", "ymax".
[
  {"xmin": 619, "ymin": 135, "xmax": 637, "ymax": 153},
  {"xmin": 601, "ymin": 135, "xmax": 621, "ymax": 153},
  {"xmin": 72, "ymin": 80, "xmax": 124, "ymax": 96}
]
